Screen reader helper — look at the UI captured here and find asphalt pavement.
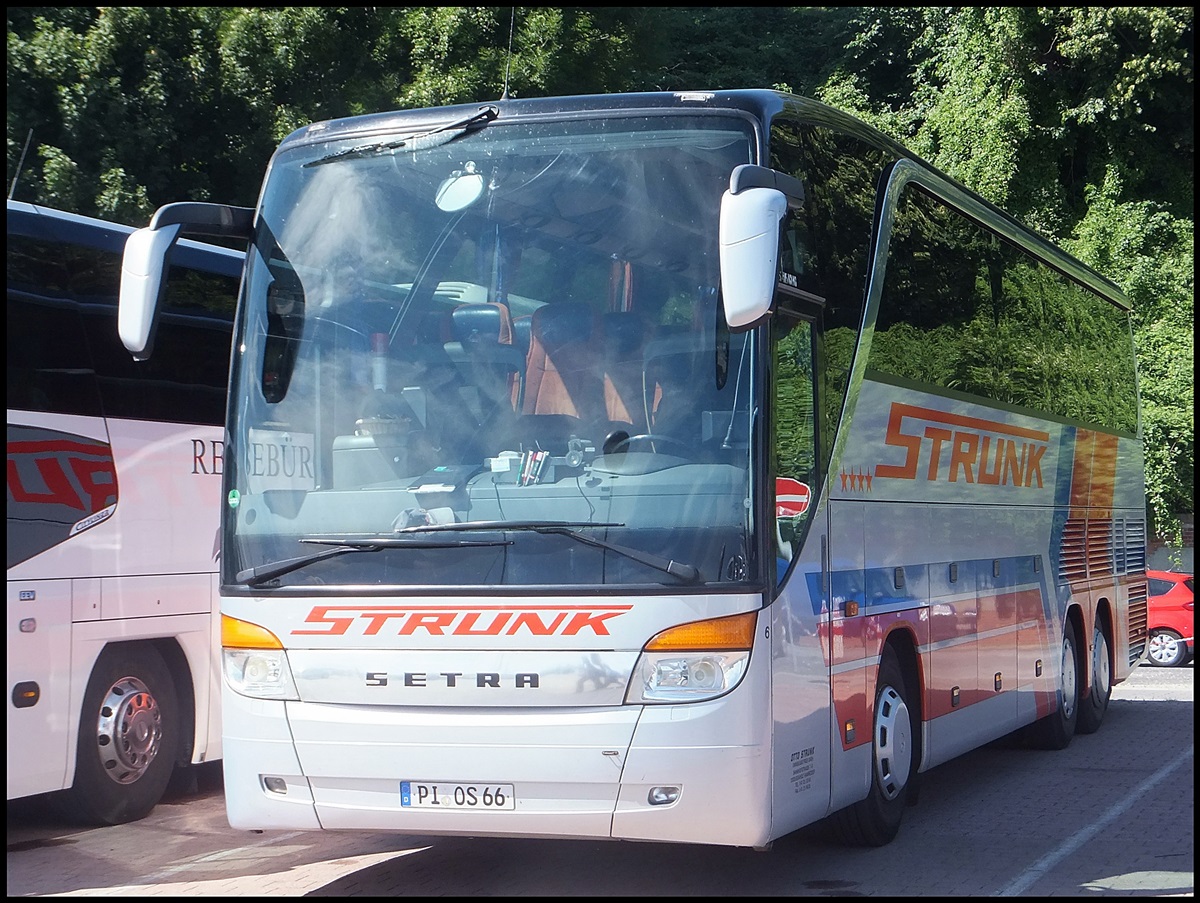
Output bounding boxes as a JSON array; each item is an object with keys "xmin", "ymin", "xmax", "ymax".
[{"xmin": 7, "ymin": 662, "xmax": 1194, "ymax": 897}]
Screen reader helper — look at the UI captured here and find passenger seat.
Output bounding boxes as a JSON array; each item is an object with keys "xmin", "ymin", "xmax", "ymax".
[{"xmin": 601, "ymin": 311, "xmax": 649, "ymax": 433}]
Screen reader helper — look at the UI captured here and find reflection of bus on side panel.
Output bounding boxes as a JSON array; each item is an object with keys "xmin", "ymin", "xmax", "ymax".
[
  {"xmin": 120, "ymin": 90, "xmax": 1147, "ymax": 848},
  {"xmin": 7, "ymin": 199, "xmax": 242, "ymax": 825}
]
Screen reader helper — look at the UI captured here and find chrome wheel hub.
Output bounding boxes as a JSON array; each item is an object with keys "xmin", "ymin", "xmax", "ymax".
[
  {"xmin": 1091, "ymin": 628, "xmax": 1111, "ymax": 696},
  {"xmin": 96, "ymin": 676, "xmax": 162, "ymax": 785}
]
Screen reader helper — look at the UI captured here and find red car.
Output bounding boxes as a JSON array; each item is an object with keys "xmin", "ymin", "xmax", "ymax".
[{"xmin": 1145, "ymin": 569, "xmax": 1194, "ymax": 667}]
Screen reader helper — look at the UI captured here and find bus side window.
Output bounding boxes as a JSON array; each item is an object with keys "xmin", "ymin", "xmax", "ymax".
[
  {"xmin": 7, "ymin": 234, "xmax": 103, "ymax": 417},
  {"xmin": 772, "ymin": 312, "xmax": 818, "ymax": 574}
]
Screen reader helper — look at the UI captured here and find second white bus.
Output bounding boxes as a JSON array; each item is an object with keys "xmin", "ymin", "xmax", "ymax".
[{"xmin": 7, "ymin": 199, "xmax": 242, "ymax": 824}]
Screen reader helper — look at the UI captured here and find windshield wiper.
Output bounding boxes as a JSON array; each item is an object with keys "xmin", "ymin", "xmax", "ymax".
[
  {"xmin": 235, "ymin": 534, "xmax": 511, "ymax": 587},
  {"xmin": 305, "ymin": 105, "xmax": 499, "ymax": 167},
  {"xmin": 394, "ymin": 521, "xmax": 702, "ymax": 584}
]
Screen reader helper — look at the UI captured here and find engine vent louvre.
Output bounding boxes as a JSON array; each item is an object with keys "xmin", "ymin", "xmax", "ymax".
[
  {"xmin": 1086, "ymin": 519, "xmax": 1114, "ymax": 578},
  {"xmin": 1127, "ymin": 580, "xmax": 1148, "ymax": 665},
  {"xmin": 1058, "ymin": 519, "xmax": 1088, "ymax": 583},
  {"xmin": 1119, "ymin": 519, "xmax": 1147, "ymax": 574}
]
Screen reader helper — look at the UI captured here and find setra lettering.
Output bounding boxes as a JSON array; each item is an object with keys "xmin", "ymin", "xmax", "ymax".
[{"xmin": 365, "ymin": 670, "xmax": 540, "ymax": 688}]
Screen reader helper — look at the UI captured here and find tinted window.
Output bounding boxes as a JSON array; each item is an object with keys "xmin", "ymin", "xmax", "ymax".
[
  {"xmin": 7, "ymin": 234, "xmax": 103, "ymax": 417},
  {"xmin": 872, "ymin": 186, "xmax": 1138, "ymax": 434},
  {"xmin": 6, "ymin": 226, "xmax": 238, "ymax": 425},
  {"xmin": 1147, "ymin": 578, "xmax": 1172, "ymax": 595},
  {"xmin": 769, "ymin": 118, "xmax": 892, "ymax": 466}
]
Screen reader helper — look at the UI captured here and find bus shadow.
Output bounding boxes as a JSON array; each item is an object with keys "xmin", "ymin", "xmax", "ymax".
[{"xmin": 306, "ymin": 697, "xmax": 1192, "ymax": 897}]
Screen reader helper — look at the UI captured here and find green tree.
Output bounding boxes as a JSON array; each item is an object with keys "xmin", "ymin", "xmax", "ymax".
[
  {"xmin": 649, "ymin": 7, "xmax": 859, "ymax": 95},
  {"xmin": 7, "ymin": 6, "xmax": 1192, "ymax": 542},
  {"xmin": 395, "ymin": 7, "xmax": 659, "ymax": 103},
  {"xmin": 8, "ymin": 8, "xmax": 237, "ymax": 219},
  {"xmin": 8, "ymin": 7, "xmax": 658, "ymax": 211},
  {"xmin": 819, "ymin": 5, "xmax": 1194, "ymax": 546},
  {"xmin": 1071, "ymin": 171, "xmax": 1194, "ymax": 546}
]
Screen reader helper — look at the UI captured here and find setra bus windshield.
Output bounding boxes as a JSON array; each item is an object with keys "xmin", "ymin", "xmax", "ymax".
[{"xmin": 223, "ymin": 111, "xmax": 769, "ymax": 590}]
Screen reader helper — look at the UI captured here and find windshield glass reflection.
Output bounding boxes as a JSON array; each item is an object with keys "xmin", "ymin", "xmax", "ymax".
[{"xmin": 225, "ymin": 112, "xmax": 758, "ymax": 589}]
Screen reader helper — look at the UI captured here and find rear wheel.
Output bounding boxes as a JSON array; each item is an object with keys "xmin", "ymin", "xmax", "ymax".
[
  {"xmin": 829, "ymin": 646, "xmax": 915, "ymax": 846},
  {"xmin": 1147, "ymin": 628, "xmax": 1189, "ymax": 668},
  {"xmin": 1024, "ymin": 618, "xmax": 1079, "ymax": 750},
  {"xmin": 62, "ymin": 644, "xmax": 180, "ymax": 826},
  {"xmin": 1077, "ymin": 621, "xmax": 1111, "ymax": 735}
]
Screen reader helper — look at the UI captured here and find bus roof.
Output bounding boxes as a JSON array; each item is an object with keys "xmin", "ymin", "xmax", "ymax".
[{"xmin": 7, "ymin": 199, "xmax": 245, "ymax": 278}]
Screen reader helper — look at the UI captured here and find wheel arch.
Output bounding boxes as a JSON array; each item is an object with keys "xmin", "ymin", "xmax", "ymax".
[{"xmin": 148, "ymin": 638, "xmax": 197, "ymax": 767}]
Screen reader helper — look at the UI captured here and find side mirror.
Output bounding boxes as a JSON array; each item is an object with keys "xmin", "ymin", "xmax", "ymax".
[
  {"xmin": 118, "ymin": 201, "xmax": 253, "ymax": 361},
  {"xmin": 718, "ymin": 164, "xmax": 805, "ymax": 330},
  {"xmin": 119, "ymin": 223, "xmax": 181, "ymax": 360},
  {"xmin": 719, "ymin": 187, "xmax": 787, "ymax": 329}
]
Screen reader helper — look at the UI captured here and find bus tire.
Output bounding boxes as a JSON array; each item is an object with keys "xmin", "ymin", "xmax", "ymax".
[
  {"xmin": 829, "ymin": 646, "xmax": 915, "ymax": 846},
  {"xmin": 1076, "ymin": 620, "xmax": 1111, "ymax": 735},
  {"xmin": 1024, "ymin": 617, "xmax": 1079, "ymax": 750},
  {"xmin": 63, "ymin": 643, "xmax": 180, "ymax": 826}
]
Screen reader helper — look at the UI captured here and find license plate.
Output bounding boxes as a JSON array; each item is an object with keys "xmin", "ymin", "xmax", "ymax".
[{"xmin": 400, "ymin": 781, "xmax": 515, "ymax": 809}]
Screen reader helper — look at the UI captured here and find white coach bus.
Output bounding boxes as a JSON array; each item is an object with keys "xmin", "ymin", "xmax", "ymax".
[
  {"xmin": 7, "ymin": 199, "xmax": 241, "ymax": 824},
  {"xmin": 118, "ymin": 90, "xmax": 1147, "ymax": 848}
]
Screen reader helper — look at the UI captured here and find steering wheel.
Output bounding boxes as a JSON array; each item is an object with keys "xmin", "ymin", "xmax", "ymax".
[{"xmin": 608, "ymin": 433, "xmax": 692, "ymax": 456}]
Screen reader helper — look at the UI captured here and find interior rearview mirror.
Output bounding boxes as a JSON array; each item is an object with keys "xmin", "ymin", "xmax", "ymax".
[{"xmin": 435, "ymin": 163, "xmax": 485, "ymax": 212}]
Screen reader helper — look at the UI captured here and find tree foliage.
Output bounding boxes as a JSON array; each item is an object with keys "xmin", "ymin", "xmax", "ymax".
[{"xmin": 6, "ymin": 6, "xmax": 1193, "ymax": 539}]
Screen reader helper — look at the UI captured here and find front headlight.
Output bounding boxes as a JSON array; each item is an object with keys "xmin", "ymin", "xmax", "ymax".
[
  {"xmin": 221, "ymin": 613, "xmax": 299, "ymax": 700},
  {"xmin": 625, "ymin": 611, "xmax": 756, "ymax": 704},
  {"xmin": 223, "ymin": 648, "xmax": 299, "ymax": 700},
  {"xmin": 629, "ymin": 651, "xmax": 750, "ymax": 703}
]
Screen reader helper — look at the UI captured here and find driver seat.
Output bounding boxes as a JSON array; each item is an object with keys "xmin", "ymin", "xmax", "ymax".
[{"xmin": 522, "ymin": 302, "xmax": 605, "ymax": 424}]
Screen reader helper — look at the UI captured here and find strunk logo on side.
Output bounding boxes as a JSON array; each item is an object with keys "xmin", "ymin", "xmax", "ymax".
[{"xmin": 876, "ymin": 402, "xmax": 1049, "ymax": 488}]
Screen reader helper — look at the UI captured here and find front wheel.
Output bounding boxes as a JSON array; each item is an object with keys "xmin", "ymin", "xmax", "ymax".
[
  {"xmin": 1147, "ymin": 628, "xmax": 1189, "ymax": 667},
  {"xmin": 828, "ymin": 646, "xmax": 916, "ymax": 846},
  {"xmin": 63, "ymin": 644, "xmax": 180, "ymax": 826}
]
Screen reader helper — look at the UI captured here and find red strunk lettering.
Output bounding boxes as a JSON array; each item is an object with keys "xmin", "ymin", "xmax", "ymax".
[
  {"xmin": 876, "ymin": 403, "xmax": 1049, "ymax": 488},
  {"xmin": 294, "ymin": 604, "xmax": 633, "ymax": 637}
]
